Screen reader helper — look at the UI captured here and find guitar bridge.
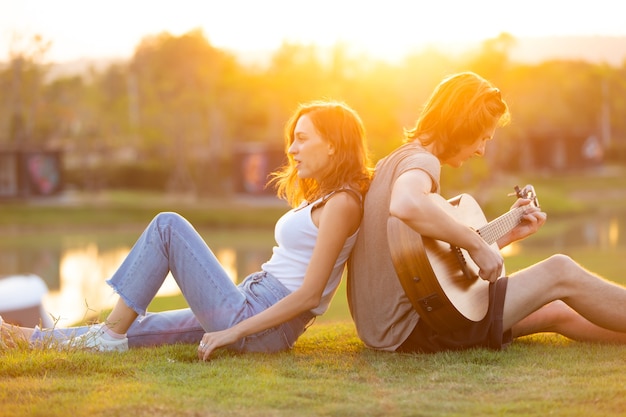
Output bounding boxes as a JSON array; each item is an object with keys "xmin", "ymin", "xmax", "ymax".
[{"xmin": 451, "ymin": 245, "xmax": 476, "ymax": 280}]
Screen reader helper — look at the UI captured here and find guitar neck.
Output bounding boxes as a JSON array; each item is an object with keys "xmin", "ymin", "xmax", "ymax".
[{"xmin": 477, "ymin": 206, "xmax": 526, "ymax": 245}]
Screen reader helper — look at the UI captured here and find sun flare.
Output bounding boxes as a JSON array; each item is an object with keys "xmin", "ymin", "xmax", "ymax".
[{"xmin": 2, "ymin": 0, "xmax": 626, "ymax": 63}]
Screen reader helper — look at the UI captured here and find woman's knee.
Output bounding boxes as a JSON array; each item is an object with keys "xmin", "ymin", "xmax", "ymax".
[
  {"xmin": 154, "ymin": 211, "xmax": 184, "ymax": 224},
  {"xmin": 153, "ymin": 212, "xmax": 193, "ymax": 232}
]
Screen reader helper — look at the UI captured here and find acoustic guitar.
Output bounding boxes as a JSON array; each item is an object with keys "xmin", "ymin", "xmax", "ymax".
[{"xmin": 387, "ymin": 185, "xmax": 539, "ymax": 333}]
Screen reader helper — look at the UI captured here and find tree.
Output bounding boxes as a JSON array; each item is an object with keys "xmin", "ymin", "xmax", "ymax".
[
  {"xmin": 0, "ymin": 34, "xmax": 51, "ymax": 147},
  {"xmin": 466, "ymin": 32, "xmax": 515, "ymax": 82},
  {"xmin": 129, "ymin": 29, "xmax": 243, "ymax": 194}
]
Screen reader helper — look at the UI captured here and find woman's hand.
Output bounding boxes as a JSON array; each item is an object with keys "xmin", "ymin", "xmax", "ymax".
[{"xmin": 197, "ymin": 328, "xmax": 240, "ymax": 361}]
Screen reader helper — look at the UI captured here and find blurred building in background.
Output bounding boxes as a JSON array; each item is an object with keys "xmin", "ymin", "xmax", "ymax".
[
  {"xmin": 232, "ymin": 144, "xmax": 285, "ymax": 196},
  {"xmin": 0, "ymin": 149, "xmax": 63, "ymax": 199}
]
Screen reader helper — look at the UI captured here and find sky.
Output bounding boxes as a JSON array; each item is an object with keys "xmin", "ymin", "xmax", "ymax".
[{"xmin": 1, "ymin": 0, "xmax": 626, "ymax": 63}]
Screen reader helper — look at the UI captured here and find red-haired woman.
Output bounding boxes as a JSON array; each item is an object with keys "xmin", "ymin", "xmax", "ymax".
[{"xmin": 3, "ymin": 100, "xmax": 371, "ymax": 360}]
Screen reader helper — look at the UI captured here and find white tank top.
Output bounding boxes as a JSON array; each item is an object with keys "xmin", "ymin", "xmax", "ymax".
[{"xmin": 261, "ymin": 191, "xmax": 359, "ymax": 315}]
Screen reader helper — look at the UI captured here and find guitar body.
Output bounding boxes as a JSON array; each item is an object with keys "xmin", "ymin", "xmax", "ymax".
[{"xmin": 387, "ymin": 193, "xmax": 503, "ymax": 334}]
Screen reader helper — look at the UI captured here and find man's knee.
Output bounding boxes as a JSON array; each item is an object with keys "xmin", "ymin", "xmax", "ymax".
[
  {"xmin": 545, "ymin": 254, "xmax": 574, "ymax": 269},
  {"xmin": 533, "ymin": 301, "xmax": 577, "ymax": 333}
]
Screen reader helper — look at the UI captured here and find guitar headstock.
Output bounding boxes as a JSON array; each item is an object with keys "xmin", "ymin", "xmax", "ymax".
[{"xmin": 513, "ymin": 184, "xmax": 539, "ymax": 208}]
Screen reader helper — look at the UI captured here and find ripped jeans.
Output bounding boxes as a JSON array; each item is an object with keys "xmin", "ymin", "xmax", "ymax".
[{"xmin": 31, "ymin": 212, "xmax": 313, "ymax": 352}]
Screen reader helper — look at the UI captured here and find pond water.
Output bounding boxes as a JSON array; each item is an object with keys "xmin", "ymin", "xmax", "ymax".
[
  {"xmin": 1, "ymin": 212, "xmax": 625, "ymax": 327},
  {"xmin": 0, "ymin": 228, "xmax": 275, "ymax": 327}
]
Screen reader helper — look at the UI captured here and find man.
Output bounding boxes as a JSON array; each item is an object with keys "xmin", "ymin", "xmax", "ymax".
[{"xmin": 348, "ymin": 72, "xmax": 626, "ymax": 353}]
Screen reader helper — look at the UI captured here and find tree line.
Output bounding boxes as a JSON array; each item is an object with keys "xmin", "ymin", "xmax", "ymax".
[{"xmin": 1, "ymin": 30, "xmax": 625, "ymax": 195}]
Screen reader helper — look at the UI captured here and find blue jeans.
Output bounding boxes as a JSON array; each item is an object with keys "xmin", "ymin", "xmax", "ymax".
[{"xmin": 31, "ymin": 212, "xmax": 314, "ymax": 352}]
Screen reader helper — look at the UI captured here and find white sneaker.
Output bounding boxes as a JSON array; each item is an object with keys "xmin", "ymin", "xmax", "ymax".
[{"xmin": 67, "ymin": 323, "xmax": 128, "ymax": 352}]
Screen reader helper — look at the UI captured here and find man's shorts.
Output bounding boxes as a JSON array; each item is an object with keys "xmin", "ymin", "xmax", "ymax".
[{"xmin": 396, "ymin": 277, "xmax": 512, "ymax": 353}]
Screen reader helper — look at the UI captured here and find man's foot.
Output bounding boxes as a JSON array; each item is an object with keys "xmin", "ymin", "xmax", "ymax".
[{"xmin": 67, "ymin": 323, "xmax": 128, "ymax": 352}]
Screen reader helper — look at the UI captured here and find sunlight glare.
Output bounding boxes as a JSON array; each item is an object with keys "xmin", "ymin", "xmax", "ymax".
[
  {"xmin": 500, "ymin": 242, "xmax": 520, "ymax": 258},
  {"xmin": 608, "ymin": 217, "xmax": 619, "ymax": 248},
  {"xmin": 4, "ymin": 0, "xmax": 626, "ymax": 63},
  {"xmin": 46, "ymin": 244, "xmax": 127, "ymax": 327},
  {"xmin": 215, "ymin": 248, "xmax": 238, "ymax": 283}
]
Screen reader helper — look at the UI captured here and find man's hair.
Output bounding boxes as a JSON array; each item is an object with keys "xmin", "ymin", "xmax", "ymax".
[{"xmin": 404, "ymin": 72, "xmax": 510, "ymax": 160}]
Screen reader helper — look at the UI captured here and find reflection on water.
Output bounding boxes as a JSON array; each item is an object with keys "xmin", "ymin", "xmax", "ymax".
[
  {"xmin": 501, "ymin": 214, "xmax": 624, "ymax": 258},
  {"xmin": 609, "ymin": 217, "xmax": 619, "ymax": 247},
  {"xmin": 0, "ymin": 229, "xmax": 272, "ymax": 327},
  {"xmin": 1, "ymin": 212, "xmax": 625, "ymax": 328},
  {"xmin": 530, "ymin": 213, "xmax": 625, "ymax": 251},
  {"xmin": 47, "ymin": 245, "xmax": 244, "ymax": 326},
  {"xmin": 51, "ymin": 244, "xmax": 130, "ymax": 326}
]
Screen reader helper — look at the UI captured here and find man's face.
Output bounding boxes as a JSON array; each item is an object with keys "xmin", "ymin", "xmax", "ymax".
[{"xmin": 444, "ymin": 124, "xmax": 497, "ymax": 168}]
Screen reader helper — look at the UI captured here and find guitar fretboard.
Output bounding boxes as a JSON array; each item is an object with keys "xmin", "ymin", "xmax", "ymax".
[{"xmin": 477, "ymin": 206, "xmax": 526, "ymax": 244}]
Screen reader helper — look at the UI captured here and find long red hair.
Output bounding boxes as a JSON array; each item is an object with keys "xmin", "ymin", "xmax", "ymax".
[{"xmin": 270, "ymin": 100, "xmax": 372, "ymax": 207}]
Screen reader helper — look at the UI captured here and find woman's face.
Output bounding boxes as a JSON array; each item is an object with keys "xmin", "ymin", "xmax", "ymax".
[{"xmin": 288, "ymin": 114, "xmax": 335, "ymax": 181}]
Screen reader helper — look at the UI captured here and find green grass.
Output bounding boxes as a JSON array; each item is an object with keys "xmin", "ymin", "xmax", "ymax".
[
  {"xmin": 2, "ymin": 323, "xmax": 626, "ymax": 417},
  {"xmin": 0, "ymin": 190, "xmax": 287, "ymax": 231}
]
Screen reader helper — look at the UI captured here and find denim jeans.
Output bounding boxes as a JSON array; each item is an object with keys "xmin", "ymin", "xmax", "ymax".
[{"xmin": 31, "ymin": 212, "xmax": 314, "ymax": 353}]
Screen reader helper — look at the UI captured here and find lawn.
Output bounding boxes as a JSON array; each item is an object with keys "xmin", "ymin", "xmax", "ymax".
[{"xmin": 2, "ymin": 322, "xmax": 625, "ymax": 417}]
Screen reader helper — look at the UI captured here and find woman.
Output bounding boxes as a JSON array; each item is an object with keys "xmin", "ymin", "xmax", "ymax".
[{"xmin": 2, "ymin": 100, "xmax": 371, "ymax": 360}]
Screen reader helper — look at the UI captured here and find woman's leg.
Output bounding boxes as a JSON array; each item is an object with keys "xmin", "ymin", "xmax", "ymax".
[
  {"xmin": 65, "ymin": 212, "xmax": 248, "ymax": 351},
  {"xmin": 105, "ymin": 212, "xmax": 248, "ymax": 334},
  {"xmin": 24, "ymin": 309, "xmax": 202, "ymax": 348},
  {"xmin": 0, "ymin": 316, "xmax": 29, "ymax": 347},
  {"xmin": 65, "ymin": 212, "xmax": 309, "ymax": 353},
  {"xmin": 126, "ymin": 308, "xmax": 204, "ymax": 347},
  {"xmin": 1, "ymin": 316, "xmax": 91, "ymax": 348}
]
